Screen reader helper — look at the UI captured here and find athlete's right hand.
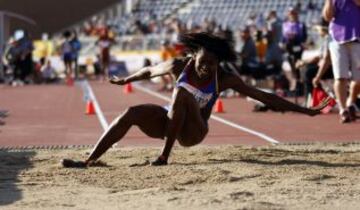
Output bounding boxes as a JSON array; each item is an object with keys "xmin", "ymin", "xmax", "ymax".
[{"xmin": 109, "ymin": 76, "xmax": 126, "ymax": 85}]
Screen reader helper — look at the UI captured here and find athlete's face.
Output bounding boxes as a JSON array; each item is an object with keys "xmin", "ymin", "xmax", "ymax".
[{"xmin": 194, "ymin": 49, "xmax": 219, "ymax": 79}]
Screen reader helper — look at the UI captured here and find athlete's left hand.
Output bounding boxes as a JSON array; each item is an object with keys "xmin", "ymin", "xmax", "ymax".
[{"xmin": 307, "ymin": 96, "xmax": 331, "ymax": 116}]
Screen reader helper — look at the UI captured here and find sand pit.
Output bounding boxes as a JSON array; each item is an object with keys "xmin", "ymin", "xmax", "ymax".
[{"xmin": 1, "ymin": 143, "xmax": 360, "ymax": 210}]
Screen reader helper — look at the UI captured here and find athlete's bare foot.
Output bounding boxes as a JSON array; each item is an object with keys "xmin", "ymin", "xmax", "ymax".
[
  {"xmin": 61, "ymin": 159, "xmax": 87, "ymax": 168},
  {"xmin": 150, "ymin": 156, "xmax": 168, "ymax": 166}
]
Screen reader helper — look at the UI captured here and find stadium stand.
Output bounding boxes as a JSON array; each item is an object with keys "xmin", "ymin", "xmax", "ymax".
[{"xmin": 109, "ymin": 0, "xmax": 325, "ymax": 35}]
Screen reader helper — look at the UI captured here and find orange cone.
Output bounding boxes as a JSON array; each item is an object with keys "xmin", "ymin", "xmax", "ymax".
[
  {"xmin": 85, "ymin": 100, "xmax": 95, "ymax": 115},
  {"xmin": 123, "ymin": 83, "xmax": 133, "ymax": 94},
  {"xmin": 214, "ymin": 99, "xmax": 225, "ymax": 113}
]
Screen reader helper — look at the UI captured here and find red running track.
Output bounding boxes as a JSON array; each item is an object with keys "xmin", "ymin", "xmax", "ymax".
[{"xmin": 0, "ymin": 81, "xmax": 359, "ymax": 149}]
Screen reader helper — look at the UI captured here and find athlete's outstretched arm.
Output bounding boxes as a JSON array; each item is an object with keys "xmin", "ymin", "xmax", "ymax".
[
  {"xmin": 109, "ymin": 58, "xmax": 186, "ymax": 85},
  {"xmin": 220, "ymin": 74, "xmax": 329, "ymax": 116}
]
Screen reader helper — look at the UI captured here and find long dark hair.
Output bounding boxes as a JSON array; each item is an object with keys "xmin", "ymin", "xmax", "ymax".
[{"xmin": 178, "ymin": 32, "xmax": 237, "ymax": 62}]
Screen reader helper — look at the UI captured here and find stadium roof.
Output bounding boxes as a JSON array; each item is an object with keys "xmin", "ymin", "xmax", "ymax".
[{"xmin": 0, "ymin": 0, "xmax": 121, "ymax": 38}]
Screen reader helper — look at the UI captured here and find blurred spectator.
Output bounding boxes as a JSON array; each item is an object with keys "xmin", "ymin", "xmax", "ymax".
[
  {"xmin": 265, "ymin": 11, "xmax": 283, "ymax": 79},
  {"xmin": 61, "ymin": 30, "xmax": 74, "ymax": 82},
  {"xmin": 246, "ymin": 13, "xmax": 257, "ymax": 33},
  {"xmin": 296, "ymin": 19, "xmax": 333, "ymax": 101},
  {"xmin": 255, "ymin": 13, "xmax": 266, "ymax": 30},
  {"xmin": 2, "ymin": 37, "xmax": 19, "ymax": 85},
  {"xmin": 323, "ymin": 0, "xmax": 360, "ymax": 123},
  {"xmin": 263, "ymin": 37, "xmax": 283, "ymax": 81},
  {"xmin": 160, "ymin": 40, "xmax": 176, "ymax": 61},
  {"xmin": 143, "ymin": 58, "xmax": 152, "ymax": 67},
  {"xmin": 267, "ymin": 11, "xmax": 283, "ymax": 46},
  {"xmin": 17, "ymin": 30, "xmax": 34, "ymax": 85},
  {"xmin": 308, "ymin": 0, "xmax": 317, "ymax": 10},
  {"xmin": 218, "ymin": 26, "xmax": 234, "ymax": 46},
  {"xmin": 3, "ymin": 30, "xmax": 34, "ymax": 86},
  {"xmin": 238, "ymin": 27, "xmax": 259, "ymax": 79},
  {"xmin": 159, "ymin": 40, "xmax": 176, "ymax": 91},
  {"xmin": 36, "ymin": 33, "xmax": 53, "ymax": 62},
  {"xmin": 70, "ymin": 31, "xmax": 82, "ymax": 80},
  {"xmin": 282, "ymin": 8, "xmax": 308, "ymax": 95},
  {"xmin": 41, "ymin": 59, "xmax": 58, "ymax": 83},
  {"xmin": 255, "ymin": 31, "xmax": 267, "ymax": 63},
  {"xmin": 282, "ymin": 8, "xmax": 308, "ymax": 70},
  {"xmin": 96, "ymin": 28, "xmax": 116, "ymax": 80},
  {"xmin": 32, "ymin": 57, "xmax": 45, "ymax": 84},
  {"xmin": 82, "ymin": 22, "xmax": 94, "ymax": 36},
  {"xmin": 295, "ymin": 1, "xmax": 302, "ymax": 12}
]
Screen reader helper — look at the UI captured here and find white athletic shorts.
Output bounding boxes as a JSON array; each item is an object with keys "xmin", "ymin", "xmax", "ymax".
[{"xmin": 329, "ymin": 40, "xmax": 360, "ymax": 80}]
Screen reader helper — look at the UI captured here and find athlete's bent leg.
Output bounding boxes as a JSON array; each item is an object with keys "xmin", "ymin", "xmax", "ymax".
[
  {"xmin": 62, "ymin": 104, "xmax": 168, "ymax": 167},
  {"xmin": 151, "ymin": 88, "xmax": 208, "ymax": 166}
]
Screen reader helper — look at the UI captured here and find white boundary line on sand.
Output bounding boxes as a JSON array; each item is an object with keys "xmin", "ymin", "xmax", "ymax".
[
  {"xmin": 133, "ymin": 83, "xmax": 280, "ymax": 145},
  {"xmin": 82, "ymin": 80, "xmax": 109, "ymax": 131}
]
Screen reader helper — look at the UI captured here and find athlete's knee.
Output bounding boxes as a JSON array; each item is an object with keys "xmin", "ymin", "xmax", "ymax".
[
  {"xmin": 172, "ymin": 88, "xmax": 198, "ymax": 113},
  {"xmin": 123, "ymin": 106, "xmax": 136, "ymax": 115},
  {"xmin": 116, "ymin": 106, "xmax": 139, "ymax": 124},
  {"xmin": 168, "ymin": 91, "xmax": 189, "ymax": 119},
  {"xmin": 178, "ymin": 128, "xmax": 208, "ymax": 147},
  {"xmin": 172, "ymin": 89, "xmax": 189, "ymax": 106},
  {"xmin": 178, "ymin": 138, "xmax": 203, "ymax": 147}
]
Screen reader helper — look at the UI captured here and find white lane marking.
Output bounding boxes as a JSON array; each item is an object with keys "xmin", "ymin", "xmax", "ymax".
[
  {"xmin": 133, "ymin": 83, "xmax": 171, "ymax": 102},
  {"xmin": 81, "ymin": 80, "xmax": 109, "ymax": 131},
  {"xmin": 133, "ymin": 83, "xmax": 280, "ymax": 145},
  {"xmin": 210, "ymin": 115, "xmax": 279, "ymax": 144}
]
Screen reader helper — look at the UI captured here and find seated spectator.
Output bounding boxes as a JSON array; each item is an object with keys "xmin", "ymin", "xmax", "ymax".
[
  {"xmin": 158, "ymin": 40, "xmax": 177, "ymax": 91},
  {"xmin": 281, "ymin": 8, "xmax": 308, "ymax": 96},
  {"xmin": 41, "ymin": 60, "xmax": 58, "ymax": 83},
  {"xmin": 282, "ymin": 8, "xmax": 307, "ymax": 71},
  {"xmin": 296, "ymin": 19, "xmax": 333, "ymax": 101},
  {"xmin": 255, "ymin": 31, "xmax": 267, "ymax": 63},
  {"xmin": 265, "ymin": 33, "xmax": 283, "ymax": 74},
  {"xmin": 239, "ymin": 27, "xmax": 260, "ymax": 79},
  {"xmin": 264, "ymin": 11, "xmax": 284, "ymax": 80},
  {"xmin": 32, "ymin": 57, "xmax": 45, "ymax": 84},
  {"xmin": 253, "ymin": 31, "xmax": 283, "ymax": 81}
]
